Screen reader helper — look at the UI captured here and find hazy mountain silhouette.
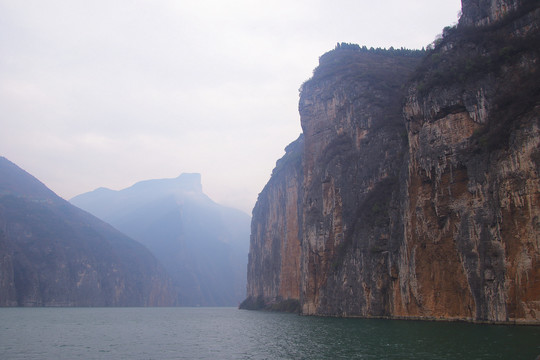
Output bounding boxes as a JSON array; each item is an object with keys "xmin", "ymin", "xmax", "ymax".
[
  {"xmin": 71, "ymin": 173, "xmax": 250, "ymax": 306},
  {"xmin": 0, "ymin": 157, "xmax": 176, "ymax": 306}
]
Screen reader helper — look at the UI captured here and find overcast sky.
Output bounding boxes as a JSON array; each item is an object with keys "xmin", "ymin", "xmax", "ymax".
[{"xmin": 1, "ymin": 0, "xmax": 461, "ymax": 214}]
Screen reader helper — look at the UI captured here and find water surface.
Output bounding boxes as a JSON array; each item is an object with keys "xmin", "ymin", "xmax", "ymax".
[{"xmin": 1, "ymin": 307, "xmax": 538, "ymax": 359}]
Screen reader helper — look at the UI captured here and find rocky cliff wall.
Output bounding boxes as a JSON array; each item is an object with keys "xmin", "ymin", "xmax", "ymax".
[
  {"xmin": 400, "ymin": 0, "xmax": 540, "ymax": 322},
  {"xmin": 242, "ymin": 136, "xmax": 304, "ymax": 310},
  {"xmin": 298, "ymin": 49, "xmax": 423, "ymax": 316},
  {"xmin": 461, "ymin": 0, "xmax": 521, "ymax": 27},
  {"xmin": 243, "ymin": 0, "xmax": 539, "ymax": 323}
]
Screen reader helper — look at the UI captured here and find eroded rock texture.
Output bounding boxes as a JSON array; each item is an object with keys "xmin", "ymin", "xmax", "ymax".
[
  {"xmin": 298, "ymin": 49, "xmax": 422, "ymax": 316},
  {"xmin": 243, "ymin": 137, "xmax": 304, "ymax": 310},
  {"xmin": 400, "ymin": 0, "xmax": 540, "ymax": 322},
  {"xmin": 243, "ymin": 0, "xmax": 540, "ymax": 323}
]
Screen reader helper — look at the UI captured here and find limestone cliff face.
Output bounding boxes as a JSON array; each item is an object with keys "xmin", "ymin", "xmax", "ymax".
[
  {"xmin": 400, "ymin": 0, "xmax": 540, "ymax": 322},
  {"xmin": 461, "ymin": 0, "xmax": 520, "ymax": 27},
  {"xmin": 243, "ymin": 48, "xmax": 423, "ymax": 313},
  {"xmin": 243, "ymin": 0, "xmax": 540, "ymax": 323},
  {"xmin": 459, "ymin": 0, "xmax": 539, "ymax": 27},
  {"xmin": 243, "ymin": 136, "xmax": 303, "ymax": 309},
  {"xmin": 298, "ymin": 49, "xmax": 422, "ymax": 316}
]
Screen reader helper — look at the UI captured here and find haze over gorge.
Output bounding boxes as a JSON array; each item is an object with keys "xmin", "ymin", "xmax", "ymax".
[
  {"xmin": 0, "ymin": 157, "xmax": 176, "ymax": 306},
  {"xmin": 71, "ymin": 173, "xmax": 250, "ymax": 306},
  {"xmin": 242, "ymin": 0, "xmax": 540, "ymax": 324},
  {"xmin": 0, "ymin": 158, "xmax": 250, "ymax": 307},
  {"xmin": 0, "ymin": 0, "xmax": 538, "ymax": 328}
]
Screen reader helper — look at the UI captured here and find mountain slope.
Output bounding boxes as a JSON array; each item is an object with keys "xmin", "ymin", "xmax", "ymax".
[
  {"xmin": 0, "ymin": 157, "xmax": 176, "ymax": 306},
  {"xmin": 71, "ymin": 173, "xmax": 251, "ymax": 306}
]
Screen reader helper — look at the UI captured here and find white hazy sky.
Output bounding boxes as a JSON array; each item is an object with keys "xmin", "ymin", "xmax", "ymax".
[{"xmin": 1, "ymin": 0, "xmax": 461, "ymax": 214}]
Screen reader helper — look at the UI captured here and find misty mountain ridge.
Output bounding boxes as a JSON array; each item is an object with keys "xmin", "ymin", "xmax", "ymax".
[
  {"xmin": 0, "ymin": 156, "xmax": 58, "ymax": 201},
  {"xmin": 75, "ymin": 173, "xmax": 205, "ymax": 218},
  {"xmin": 71, "ymin": 173, "xmax": 251, "ymax": 306},
  {"xmin": 0, "ymin": 156, "xmax": 176, "ymax": 306}
]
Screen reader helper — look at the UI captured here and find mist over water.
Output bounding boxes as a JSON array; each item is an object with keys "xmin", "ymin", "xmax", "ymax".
[{"xmin": 1, "ymin": 307, "xmax": 538, "ymax": 359}]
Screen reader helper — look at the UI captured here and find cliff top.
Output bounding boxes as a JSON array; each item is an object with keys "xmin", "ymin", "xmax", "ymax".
[{"xmin": 300, "ymin": 43, "xmax": 426, "ymax": 93}]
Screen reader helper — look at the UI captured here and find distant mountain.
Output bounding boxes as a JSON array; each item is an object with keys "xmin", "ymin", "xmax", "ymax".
[
  {"xmin": 71, "ymin": 173, "xmax": 251, "ymax": 306},
  {"xmin": 0, "ymin": 157, "xmax": 176, "ymax": 306}
]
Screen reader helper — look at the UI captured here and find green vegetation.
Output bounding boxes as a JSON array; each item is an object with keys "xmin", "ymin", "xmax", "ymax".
[
  {"xmin": 414, "ymin": 1, "xmax": 540, "ymax": 92},
  {"xmin": 415, "ymin": 31, "xmax": 539, "ymax": 93},
  {"xmin": 414, "ymin": 1, "xmax": 540, "ymax": 152},
  {"xmin": 299, "ymin": 42, "xmax": 426, "ymax": 94},
  {"xmin": 299, "ymin": 42, "xmax": 424, "ymax": 142},
  {"xmin": 471, "ymin": 66, "xmax": 540, "ymax": 152},
  {"xmin": 331, "ymin": 42, "xmax": 426, "ymax": 57}
]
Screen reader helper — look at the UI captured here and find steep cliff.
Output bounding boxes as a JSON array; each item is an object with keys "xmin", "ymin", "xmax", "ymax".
[
  {"xmin": 243, "ymin": 0, "xmax": 540, "ymax": 323},
  {"xmin": 243, "ymin": 47, "xmax": 424, "ymax": 313},
  {"xmin": 298, "ymin": 47, "xmax": 424, "ymax": 317},
  {"xmin": 0, "ymin": 157, "xmax": 176, "ymax": 306},
  {"xmin": 400, "ymin": 0, "xmax": 540, "ymax": 322},
  {"xmin": 241, "ymin": 135, "xmax": 304, "ymax": 311}
]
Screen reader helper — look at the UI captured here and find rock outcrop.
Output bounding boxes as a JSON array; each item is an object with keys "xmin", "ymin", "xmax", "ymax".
[
  {"xmin": 460, "ymin": 0, "xmax": 523, "ymax": 27},
  {"xmin": 242, "ymin": 136, "xmax": 304, "ymax": 311},
  {"xmin": 243, "ymin": 0, "xmax": 540, "ymax": 323},
  {"xmin": 0, "ymin": 157, "xmax": 176, "ymax": 307}
]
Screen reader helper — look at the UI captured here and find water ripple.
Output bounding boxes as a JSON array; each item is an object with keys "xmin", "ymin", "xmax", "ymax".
[{"xmin": 0, "ymin": 308, "xmax": 538, "ymax": 359}]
